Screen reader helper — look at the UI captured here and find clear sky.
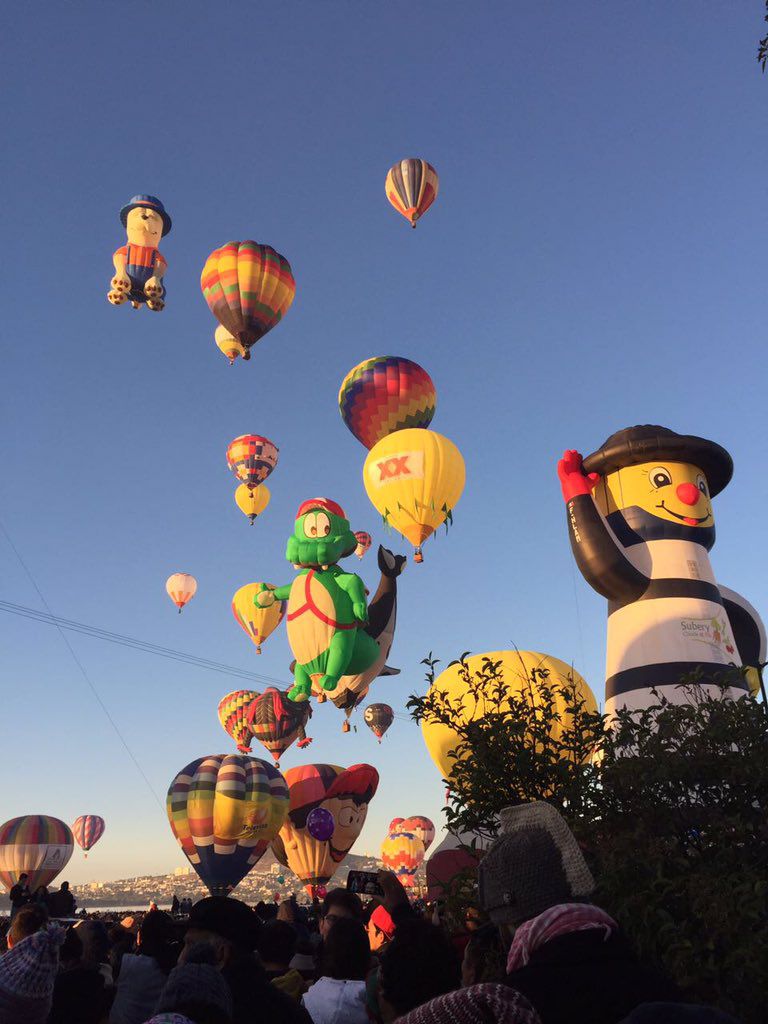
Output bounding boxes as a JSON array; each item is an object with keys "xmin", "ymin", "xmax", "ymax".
[{"xmin": 1, "ymin": 3, "xmax": 766, "ymax": 885}]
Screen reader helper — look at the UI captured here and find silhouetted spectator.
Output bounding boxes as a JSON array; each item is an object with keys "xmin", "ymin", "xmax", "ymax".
[
  {"xmin": 48, "ymin": 881, "xmax": 76, "ymax": 919},
  {"xmin": 302, "ymin": 917, "xmax": 370, "ymax": 1024},
  {"xmin": 479, "ymin": 802, "xmax": 682, "ymax": 1024},
  {"xmin": 49, "ymin": 926, "xmax": 112, "ymax": 1024},
  {"xmin": 319, "ymin": 890, "xmax": 364, "ymax": 941},
  {"xmin": 183, "ymin": 896, "xmax": 311, "ymax": 1024},
  {"xmin": 377, "ymin": 920, "xmax": 461, "ymax": 1021},
  {"xmin": 110, "ymin": 910, "xmax": 178, "ymax": 1024},
  {"xmin": 9, "ymin": 874, "xmax": 31, "ymax": 921},
  {"xmin": 258, "ymin": 920, "xmax": 306, "ymax": 1001}
]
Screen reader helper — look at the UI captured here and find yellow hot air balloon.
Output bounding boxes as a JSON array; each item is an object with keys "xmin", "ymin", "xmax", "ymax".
[
  {"xmin": 215, "ymin": 325, "xmax": 246, "ymax": 365},
  {"xmin": 363, "ymin": 429, "xmax": 465, "ymax": 562},
  {"xmin": 380, "ymin": 830, "xmax": 425, "ymax": 887},
  {"xmin": 235, "ymin": 484, "xmax": 271, "ymax": 524},
  {"xmin": 166, "ymin": 573, "xmax": 197, "ymax": 612},
  {"xmin": 421, "ymin": 651, "xmax": 597, "ymax": 783},
  {"xmin": 232, "ymin": 583, "xmax": 285, "ymax": 654}
]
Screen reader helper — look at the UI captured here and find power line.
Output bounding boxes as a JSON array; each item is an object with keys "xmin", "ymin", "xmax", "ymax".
[{"xmin": 0, "ymin": 599, "xmax": 287, "ymax": 686}]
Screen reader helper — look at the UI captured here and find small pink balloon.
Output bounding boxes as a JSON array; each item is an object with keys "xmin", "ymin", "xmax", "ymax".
[{"xmin": 307, "ymin": 807, "xmax": 335, "ymax": 841}]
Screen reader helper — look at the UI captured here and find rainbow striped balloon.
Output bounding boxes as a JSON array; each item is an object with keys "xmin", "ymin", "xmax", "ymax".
[
  {"xmin": 338, "ymin": 356, "xmax": 436, "ymax": 450},
  {"xmin": 72, "ymin": 815, "xmax": 105, "ymax": 856},
  {"xmin": 385, "ymin": 158, "xmax": 439, "ymax": 228},
  {"xmin": 201, "ymin": 241, "xmax": 295, "ymax": 358},
  {"xmin": 0, "ymin": 815, "xmax": 74, "ymax": 892},
  {"xmin": 218, "ymin": 689, "xmax": 260, "ymax": 753}
]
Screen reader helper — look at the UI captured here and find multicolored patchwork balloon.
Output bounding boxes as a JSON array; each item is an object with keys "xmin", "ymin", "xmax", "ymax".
[
  {"xmin": 201, "ymin": 241, "xmax": 296, "ymax": 359},
  {"xmin": 400, "ymin": 815, "xmax": 436, "ymax": 852},
  {"xmin": 167, "ymin": 754, "xmax": 289, "ymax": 896},
  {"xmin": 232, "ymin": 583, "xmax": 286, "ymax": 654},
  {"xmin": 226, "ymin": 435, "xmax": 279, "ymax": 491},
  {"xmin": 0, "ymin": 816, "xmax": 74, "ymax": 893},
  {"xmin": 218, "ymin": 689, "xmax": 261, "ymax": 753},
  {"xmin": 339, "ymin": 356, "xmax": 436, "ymax": 450},
  {"xmin": 247, "ymin": 687, "xmax": 312, "ymax": 766},
  {"xmin": 385, "ymin": 158, "xmax": 439, "ymax": 228},
  {"xmin": 380, "ymin": 830, "xmax": 425, "ymax": 888},
  {"xmin": 72, "ymin": 815, "xmax": 105, "ymax": 858}
]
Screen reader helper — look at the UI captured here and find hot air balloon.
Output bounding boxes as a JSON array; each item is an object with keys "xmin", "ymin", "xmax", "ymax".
[
  {"xmin": 385, "ymin": 159, "xmax": 439, "ymax": 228},
  {"xmin": 166, "ymin": 573, "xmax": 197, "ymax": 612},
  {"xmin": 201, "ymin": 241, "xmax": 296, "ymax": 360},
  {"xmin": 389, "ymin": 818, "xmax": 405, "ymax": 833},
  {"xmin": 167, "ymin": 754, "xmax": 289, "ymax": 896},
  {"xmin": 0, "ymin": 816, "xmax": 74, "ymax": 893},
  {"xmin": 247, "ymin": 687, "xmax": 312, "ymax": 767},
  {"xmin": 353, "ymin": 532, "xmax": 372, "ymax": 559},
  {"xmin": 235, "ymin": 484, "xmax": 271, "ymax": 524},
  {"xmin": 420, "ymin": 651, "xmax": 597, "ymax": 784},
  {"xmin": 226, "ymin": 435, "xmax": 279, "ymax": 492},
  {"xmin": 72, "ymin": 815, "xmax": 105, "ymax": 858},
  {"xmin": 232, "ymin": 583, "xmax": 286, "ymax": 654},
  {"xmin": 400, "ymin": 816, "xmax": 435, "ymax": 852},
  {"xmin": 381, "ymin": 830, "xmax": 425, "ymax": 887},
  {"xmin": 271, "ymin": 763, "xmax": 379, "ymax": 898},
  {"xmin": 339, "ymin": 357, "xmax": 437, "ymax": 451},
  {"xmin": 363, "ymin": 703, "xmax": 394, "ymax": 742},
  {"xmin": 215, "ymin": 325, "xmax": 246, "ymax": 365},
  {"xmin": 218, "ymin": 690, "xmax": 261, "ymax": 753},
  {"xmin": 363, "ymin": 429, "xmax": 465, "ymax": 563}
]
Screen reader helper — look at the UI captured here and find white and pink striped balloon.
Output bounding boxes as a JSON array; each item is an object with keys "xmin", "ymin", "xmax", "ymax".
[{"xmin": 72, "ymin": 815, "xmax": 105, "ymax": 857}]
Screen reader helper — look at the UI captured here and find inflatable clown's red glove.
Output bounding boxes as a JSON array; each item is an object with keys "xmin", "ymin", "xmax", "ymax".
[{"xmin": 557, "ymin": 450, "xmax": 600, "ymax": 502}]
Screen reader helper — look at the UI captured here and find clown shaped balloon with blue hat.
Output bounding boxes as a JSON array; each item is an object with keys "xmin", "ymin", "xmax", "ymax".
[{"xmin": 108, "ymin": 194, "xmax": 172, "ymax": 311}]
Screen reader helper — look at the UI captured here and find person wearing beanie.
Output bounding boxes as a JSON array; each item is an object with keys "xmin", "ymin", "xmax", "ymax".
[
  {"xmin": 478, "ymin": 802, "xmax": 681, "ymax": 1024},
  {"xmin": 155, "ymin": 943, "xmax": 233, "ymax": 1024},
  {"xmin": 397, "ymin": 983, "xmax": 542, "ymax": 1024},
  {"xmin": 0, "ymin": 924, "xmax": 65, "ymax": 1024},
  {"xmin": 181, "ymin": 897, "xmax": 311, "ymax": 1024}
]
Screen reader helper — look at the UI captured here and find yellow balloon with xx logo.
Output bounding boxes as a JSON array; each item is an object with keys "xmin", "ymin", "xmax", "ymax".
[{"xmin": 363, "ymin": 428, "xmax": 465, "ymax": 562}]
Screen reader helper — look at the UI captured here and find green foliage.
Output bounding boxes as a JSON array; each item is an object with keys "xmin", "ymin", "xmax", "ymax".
[{"xmin": 409, "ymin": 658, "xmax": 768, "ymax": 1023}]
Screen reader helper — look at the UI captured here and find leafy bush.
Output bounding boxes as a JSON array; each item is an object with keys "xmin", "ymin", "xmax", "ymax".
[{"xmin": 409, "ymin": 657, "xmax": 768, "ymax": 1023}]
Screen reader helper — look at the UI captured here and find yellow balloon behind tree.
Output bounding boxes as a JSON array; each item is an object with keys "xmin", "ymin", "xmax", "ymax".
[
  {"xmin": 235, "ymin": 484, "xmax": 271, "ymax": 524},
  {"xmin": 363, "ymin": 429, "xmax": 465, "ymax": 562},
  {"xmin": 420, "ymin": 651, "xmax": 597, "ymax": 782}
]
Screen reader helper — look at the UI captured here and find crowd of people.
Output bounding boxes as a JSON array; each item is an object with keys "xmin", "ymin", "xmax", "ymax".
[{"xmin": 0, "ymin": 803, "xmax": 743, "ymax": 1024}]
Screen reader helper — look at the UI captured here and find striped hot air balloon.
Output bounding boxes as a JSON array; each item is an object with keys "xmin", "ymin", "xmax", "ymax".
[
  {"xmin": 72, "ymin": 815, "xmax": 105, "ymax": 858},
  {"xmin": 232, "ymin": 583, "xmax": 286, "ymax": 655},
  {"xmin": 339, "ymin": 356, "xmax": 436, "ymax": 451},
  {"xmin": 215, "ymin": 325, "xmax": 246, "ymax": 365},
  {"xmin": 226, "ymin": 435, "xmax": 279, "ymax": 491},
  {"xmin": 0, "ymin": 816, "xmax": 74, "ymax": 893},
  {"xmin": 166, "ymin": 573, "xmax": 197, "ymax": 612},
  {"xmin": 201, "ymin": 241, "xmax": 296, "ymax": 359},
  {"xmin": 167, "ymin": 754, "xmax": 289, "ymax": 897},
  {"xmin": 385, "ymin": 158, "xmax": 439, "ymax": 228},
  {"xmin": 218, "ymin": 690, "xmax": 261, "ymax": 753},
  {"xmin": 400, "ymin": 815, "xmax": 436, "ymax": 852},
  {"xmin": 247, "ymin": 687, "xmax": 312, "ymax": 767},
  {"xmin": 380, "ymin": 830, "xmax": 425, "ymax": 888}
]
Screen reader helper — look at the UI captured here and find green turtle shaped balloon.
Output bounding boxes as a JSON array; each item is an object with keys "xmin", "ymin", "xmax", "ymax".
[{"xmin": 256, "ymin": 499, "xmax": 380, "ymax": 702}]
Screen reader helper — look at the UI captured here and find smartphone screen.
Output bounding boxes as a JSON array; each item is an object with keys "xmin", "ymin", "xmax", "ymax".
[{"xmin": 346, "ymin": 870, "xmax": 384, "ymax": 896}]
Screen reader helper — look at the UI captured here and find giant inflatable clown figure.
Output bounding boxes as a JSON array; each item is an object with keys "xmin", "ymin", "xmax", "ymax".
[
  {"xmin": 558, "ymin": 425, "xmax": 765, "ymax": 716},
  {"xmin": 256, "ymin": 499, "xmax": 380, "ymax": 702}
]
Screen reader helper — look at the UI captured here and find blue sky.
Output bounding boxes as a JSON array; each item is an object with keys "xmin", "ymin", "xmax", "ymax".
[{"xmin": 1, "ymin": 3, "xmax": 766, "ymax": 885}]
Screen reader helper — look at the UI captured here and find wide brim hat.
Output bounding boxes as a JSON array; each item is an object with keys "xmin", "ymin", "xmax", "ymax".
[
  {"xmin": 119, "ymin": 194, "xmax": 172, "ymax": 237},
  {"xmin": 582, "ymin": 425, "xmax": 733, "ymax": 497}
]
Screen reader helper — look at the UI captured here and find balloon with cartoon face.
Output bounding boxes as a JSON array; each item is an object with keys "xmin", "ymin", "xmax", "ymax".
[{"xmin": 271, "ymin": 762, "xmax": 379, "ymax": 898}]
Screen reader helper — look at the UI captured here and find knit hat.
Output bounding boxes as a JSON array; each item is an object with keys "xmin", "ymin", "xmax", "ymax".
[
  {"xmin": 0, "ymin": 925, "xmax": 65, "ymax": 1024},
  {"xmin": 156, "ymin": 945, "xmax": 232, "ymax": 1018},
  {"xmin": 144, "ymin": 1016, "xmax": 195, "ymax": 1024},
  {"xmin": 478, "ymin": 802, "xmax": 594, "ymax": 926},
  {"xmin": 397, "ymin": 983, "xmax": 542, "ymax": 1024}
]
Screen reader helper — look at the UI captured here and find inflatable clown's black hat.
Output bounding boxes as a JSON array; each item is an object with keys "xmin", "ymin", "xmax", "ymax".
[{"xmin": 582, "ymin": 425, "xmax": 733, "ymax": 497}]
